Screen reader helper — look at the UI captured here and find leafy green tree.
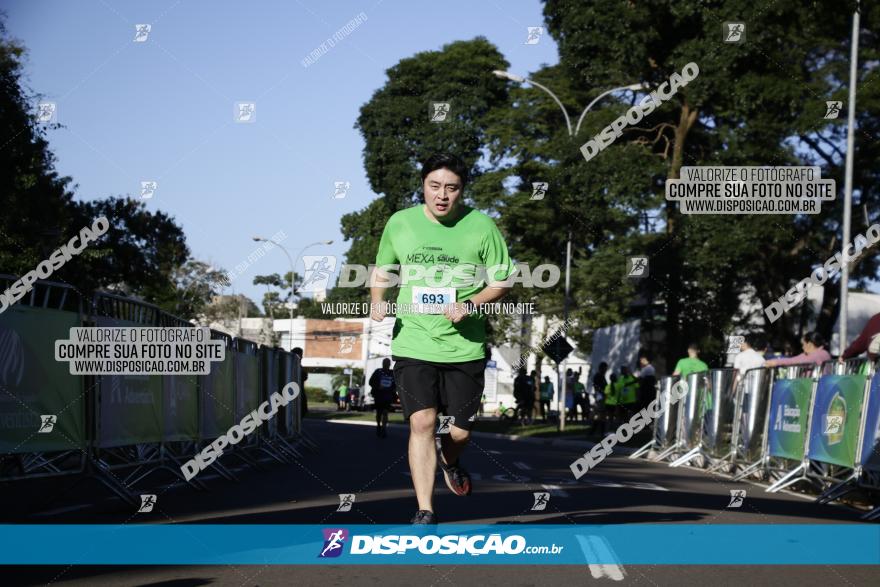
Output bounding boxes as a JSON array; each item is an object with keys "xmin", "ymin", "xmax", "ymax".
[
  {"xmin": 169, "ymin": 259, "xmax": 229, "ymax": 319},
  {"xmin": 490, "ymin": 0, "xmax": 880, "ymax": 364},
  {"xmin": 0, "ymin": 22, "xmax": 190, "ymax": 312}
]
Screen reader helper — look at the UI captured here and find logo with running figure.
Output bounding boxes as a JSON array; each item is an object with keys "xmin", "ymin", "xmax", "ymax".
[
  {"xmin": 38, "ymin": 415, "xmax": 57, "ymax": 433},
  {"xmin": 337, "ymin": 493, "xmax": 356, "ymax": 512},
  {"xmin": 430, "ymin": 102, "xmax": 451, "ymax": 122},
  {"xmin": 824, "ymin": 101, "xmax": 843, "ymax": 120},
  {"xmin": 727, "ymin": 489, "xmax": 746, "ymax": 508},
  {"xmin": 531, "ymin": 182, "xmax": 549, "ymax": 201},
  {"xmin": 437, "ymin": 416, "xmax": 454, "ymax": 434},
  {"xmin": 138, "ymin": 494, "xmax": 157, "ymax": 513},
  {"xmin": 298, "ymin": 255, "xmax": 338, "ymax": 293},
  {"xmin": 531, "ymin": 492, "xmax": 550, "ymax": 511},
  {"xmin": 319, "ymin": 528, "xmax": 348, "ymax": 558},
  {"xmin": 627, "ymin": 257, "xmax": 649, "ymax": 278},
  {"xmin": 525, "ymin": 26, "xmax": 544, "ymax": 45},
  {"xmin": 723, "ymin": 22, "xmax": 746, "ymax": 43}
]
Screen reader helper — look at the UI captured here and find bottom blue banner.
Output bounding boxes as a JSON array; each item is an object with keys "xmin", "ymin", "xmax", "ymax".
[{"xmin": 1, "ymin": 524, "xmax": 877, "ymax": 565}]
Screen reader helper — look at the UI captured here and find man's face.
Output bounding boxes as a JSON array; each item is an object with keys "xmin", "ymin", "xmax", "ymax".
[{"xmin": 423, "ymin": 168, "xmax": 463, "ymax": 220}]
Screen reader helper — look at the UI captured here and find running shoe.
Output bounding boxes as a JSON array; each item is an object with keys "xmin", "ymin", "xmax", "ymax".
[
  {"xmin": 410, "ymin": 509, "xmax": 437, "ymax": 524},
  {"xmin": 436, "ymin": 442, "xmax": 472, "ymax": 496}
]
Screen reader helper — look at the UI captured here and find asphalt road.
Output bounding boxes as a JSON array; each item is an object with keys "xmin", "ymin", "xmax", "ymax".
[{"xmin": 1, "ymin": 417, "xmax": 876, "ymax": 586}]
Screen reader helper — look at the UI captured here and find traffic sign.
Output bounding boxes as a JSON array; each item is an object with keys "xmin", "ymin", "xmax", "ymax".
[{"xmin": 542, "ymin": 333, "xmax": 573, "ymax": 364}]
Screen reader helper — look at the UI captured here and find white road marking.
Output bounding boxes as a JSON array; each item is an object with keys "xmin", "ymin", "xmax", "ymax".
[
  {"xmin": 541, "ymin": 483, "xmax": 571, "ymax": 498},
  {"xmin": 513, "ymin": 461, "xmax": 531, "ymax": 470},
  {"xmin": 576, "ymin": 534, "xmax": 626, "ymax": 581}
]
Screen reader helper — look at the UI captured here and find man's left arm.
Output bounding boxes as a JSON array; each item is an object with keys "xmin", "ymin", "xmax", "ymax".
[{"xmin": 444, "ymin": 220, "xmax": 515, "ymax": 324}]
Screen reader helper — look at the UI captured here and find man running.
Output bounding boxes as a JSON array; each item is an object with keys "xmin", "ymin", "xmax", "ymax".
[
  {"xmin": 370, "ymin": 153, "xmax": 515, "ymax": 525},
  {"xmin": 369, "ymin": 358, "xmax": 397, "ymax": 438}
]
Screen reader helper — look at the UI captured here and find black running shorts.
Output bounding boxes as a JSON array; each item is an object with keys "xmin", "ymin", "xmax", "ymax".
[{"xmin": 392, "ymin": 355, "xmax": 486, "ymax": 431}]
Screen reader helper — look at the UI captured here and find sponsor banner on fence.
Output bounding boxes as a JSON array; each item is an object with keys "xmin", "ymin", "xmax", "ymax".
[
  {"xmin": 200, "ymin": 349, "xmax": 235, "ymax": 439},
  {"xmin": 767, "ymin": 378, "xmax": 813, "ymax": 461},
  {"xmin": 0, "ymin": 305, "xmax": 85, "ymax": 453},
  {"xmin": 860, "ymin": 373, "xmax": 880, "ymax": 470},
  {"xmin": 807, "ymin": 374, "xmax": 866, "ymax": 468},
  {"xmin": 94, "ymin": 317, "xmax": 163, "ymax": 447},
  {"xmin": 1, "ymin": 524, "xmax": 878, "ymax": 565}
]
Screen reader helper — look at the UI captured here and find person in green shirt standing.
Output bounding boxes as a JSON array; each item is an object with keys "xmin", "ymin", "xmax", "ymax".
[
  {"xmin": 370, "ymin": 153, "xmax": 516, "ymax": 525},
  {"xmin": 604, "ymin": 372, "xmax": 619, "ymax": 432},
  {"xmin": 616, "ymin": 365, "xmax": 639, "ymax": 420},
  {"xmin": 672, "ymin": 343, "xmax": 709, "ymax": 380}
]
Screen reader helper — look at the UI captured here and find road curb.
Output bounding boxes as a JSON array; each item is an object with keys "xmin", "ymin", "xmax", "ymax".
[{"xmin": 320, "ymin": 418, "xmax": 637, "ymax": 455}]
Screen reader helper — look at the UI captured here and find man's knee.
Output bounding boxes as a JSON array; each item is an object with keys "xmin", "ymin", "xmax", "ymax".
[
  {"xmin": 449, "ymin": 425, "xmax": 471, "ymax": 444},
  {"xmin": 409, "ymin": 409, "xmax": 436, "ymax": 435}
]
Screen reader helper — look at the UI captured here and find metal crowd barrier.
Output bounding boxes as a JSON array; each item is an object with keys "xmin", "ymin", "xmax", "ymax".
[
  {"xmin": 636, "ymin": 356, "xmax": 879, "ymax": 516},
  {"xmin": 629, "ymin": 376, "xmax": 680, "ymax": 459},
  {"xmin": 0, "ymin": 277, "xmax": 86, "ymax": 481},
  {"xmin": 0, "ymin": 280, "xmax": 321, "ymax": 509},
  {"xmin": 668, "ymin": 371, "xmax": 711, "ymax": 468}
]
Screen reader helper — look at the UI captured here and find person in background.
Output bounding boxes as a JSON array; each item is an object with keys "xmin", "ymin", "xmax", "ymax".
[
  {"xmin": 732, "ymin": 333, "xmax": 767, "ymax": 390},
  {"xmin": 513, "ymin": 368, "xmax": 534, "ymax": 424},
  {"xmin": 292, "ymin": 347, "xmax": 309, "ymax": 418},
  {"xmin": 539, "ymin": 375, "xmax": 554, "ymax": 421},
  {"xmin": 338, "ymin": 381, "xmax": 349, "ymax": 411},
  {"xmin": 530, "ymin": 370, "xmax": 541, "ymax": 421},
  {"xmin": 573, "ymin": 375, "xmax": 588, "ymax": 422},
  {"xmin": 764, "ymin": 331, "xmax": 831, "ymax": 368},
  {"xmin": 604, "ymin": 372, "xmax": 619, "ymax": 432},
  {"xmin": 841, "ymin": 311, "xmax": 880, "ymax": 362},
  {"xmin": 636, "ymin": 350, "xmax": 656, "ymax": 410},
  {"xmin": 672, "ymin": 343, "xmax": 709, "ymax": 380},
  {"xmin": 591, "ymin": 362, "xmax": 608, "ymax": 433},
  {"xmin": 616, "ymin": 366, "xmax": 639, "ymax": 420},
  {"xmin": 369, "ymin": 358, "xmax": 396, "ymax": 438}
]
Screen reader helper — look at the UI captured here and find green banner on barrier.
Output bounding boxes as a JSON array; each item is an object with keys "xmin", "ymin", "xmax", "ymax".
[
  {"xmin": 235, "ymin": 353, "xmax": 261, "ymax": 421},
  {"xmin": 807, "ymin": 374, "xmax": 866, "ymax": 468},
  {"xmin": 95, "ymin": 317, "xmax": 163, "ymax": 447},
  {"xmin": 767, "ymin": 378, "xmax": 813, "ymax": 461},
  {"xmin": 201, "ymin": 353, "xmax": 234, "ymax": 439},
  {"xmin": 163, "ymin": 374, "xmax": 199, "ymax": 442},
  {"xmin": 0, "ymin": 305, "xmax": 85, "ymax": 454}
]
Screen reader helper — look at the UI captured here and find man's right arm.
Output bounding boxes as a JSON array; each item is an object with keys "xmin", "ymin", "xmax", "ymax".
[{"xmin": 370, "ymin": 269, "xmax": 392, "ymax": 321}]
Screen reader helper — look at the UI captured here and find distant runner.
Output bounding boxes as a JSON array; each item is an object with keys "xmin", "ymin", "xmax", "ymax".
[
  {"xmin": 370, "ymin": 153, "xmax": 515, "ymax": 525},
  {"xmin": 369, "ymin": 358, "xmax": 397, "ymax": 438}
]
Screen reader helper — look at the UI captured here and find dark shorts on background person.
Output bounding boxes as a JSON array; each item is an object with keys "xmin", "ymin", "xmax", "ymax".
[
  {"xmin": 374, "ymin": 400, "xmax": 393, "ymax": 412},
  {"xmin": 392, "ymin": 355, "xmax": 486, "ymax": 431}
]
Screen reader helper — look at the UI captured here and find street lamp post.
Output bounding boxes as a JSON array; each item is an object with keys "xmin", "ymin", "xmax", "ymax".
[
  {"xmin": 492, "ymin": 70, "xmax": 643, "ymax": 431},
  {"xmin": 839, "ymin": 4, "xmax": 861, "ymax": 353},
  {"xmin": 252, "ymin": 237, "xmax": 333, "ymax": 351}
]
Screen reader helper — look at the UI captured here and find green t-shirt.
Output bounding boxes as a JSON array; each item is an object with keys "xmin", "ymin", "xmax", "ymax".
[
  {"xmin": 375, "ymin": 204, "xmax": 515, "ymax": 362},
  {"xmin": 674, "ymin": 357, "xmax": 709, "ymax": 380}
]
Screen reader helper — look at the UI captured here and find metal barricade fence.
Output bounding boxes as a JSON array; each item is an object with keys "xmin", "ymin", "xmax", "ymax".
[
  {"xmin": 0, "ymin": 277, "xmax": 86, "ymax": 480},
  {"xmin": 702, "ymin": 368, "xmax": 737, "ymax": 460},
  {"xmin": 667, "ymin": 371, "xmax": 710, "ymax": 468},
  {"xmin": 734, "ymin": 367, "xmax": 773, "ymax": 465},
  {"xmin": 630, "ymin": 376, "xmax": 678, "ymax": 460}
]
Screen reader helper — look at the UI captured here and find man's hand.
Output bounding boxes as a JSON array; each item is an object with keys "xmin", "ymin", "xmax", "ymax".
[
  {"xmin": 443, "ymin": 302, "xmax": 472, "ymax": 324},
  {"xmin": 371, "ymin": 301, "xmax": 389, "ymax": 322}
]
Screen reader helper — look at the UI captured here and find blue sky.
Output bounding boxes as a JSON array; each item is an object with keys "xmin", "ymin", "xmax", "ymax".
[{"xmin": 6, "ymin": 0, "xmax": 558, "ymax": 305}]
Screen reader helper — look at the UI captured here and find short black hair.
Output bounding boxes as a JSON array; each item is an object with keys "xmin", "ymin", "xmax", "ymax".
[
  {"xmin": 687, "ymin": 343, "xmax": 700, "ymax": 352},
  {"xmin": 803, "ymin": 331, "xmax": 826, "ymax": 348},
  {"xmin": 638, "ymin": 349, "xmax": 652, "ymax": 361},
  {"xmin": 745, "ymin": 333, "xmax": 767, "ymax": 351},
  {"xmin": 292, "ymin": 347, "xmax": 303, "ymax": 357},
  {"xmin": 421, "ymin": 153, "xmax": 469, "ymax": 188}
]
